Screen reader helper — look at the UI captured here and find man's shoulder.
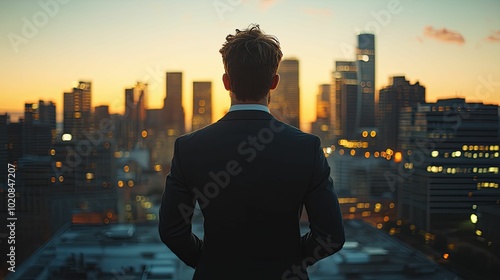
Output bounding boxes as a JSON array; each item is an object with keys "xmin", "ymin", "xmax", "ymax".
[{"xmin": 176, "ymin": 115, "xmax": 320, "ymax": 145}]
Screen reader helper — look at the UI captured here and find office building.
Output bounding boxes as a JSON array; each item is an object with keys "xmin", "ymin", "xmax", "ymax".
[
  {"xmin": 378, "ymin": 76, "xmax": 425, "ymax": 150},
  {"xmin": 398, "ymin": 98, "xmax": 500, "ymax": 232},
  {"xmin": 311, "ymin": 84, "xmax": 332, "ymax": 144},
  {"xmin": 124, "ymin": 82, "xmax": 148, "ymax": 150},
  {"xmin": 269, "ymin": 59, "xmax": 300, "ymax": 129},
  {"xmin": 192, "ymin": 81, "xmax": 212, "ymax": 131},
  {"xmin": 356, "ymin": 33, "xmax": 375, "ymax": 129},
  {"xmin": 331, "ymin": 61, "xmax": 358, "ymax": 139},
  {"xmin": 23, "ymin": 101, "xmax": 54, "ymax": 156},
  {"xmin": 63, "ymin": 81, "xmax": 92, "ymax": 140},
  {"xmin": 163, "ymin": 72, "xmax": 185, "ymax": 135},
  {"xmin": 94, "ymin": 105, "xmax": 110, "ymax": 126}
]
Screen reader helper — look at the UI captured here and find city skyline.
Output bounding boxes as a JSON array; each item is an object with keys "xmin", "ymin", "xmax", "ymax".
[{"xmin": 1, "ymin": 0, "xmax": 500, "ymax": 131}]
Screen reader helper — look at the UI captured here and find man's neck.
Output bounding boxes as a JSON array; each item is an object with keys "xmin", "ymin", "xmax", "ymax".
[{"xmin": 230, "ymin": 94, "xmax": 269, "ymax": 107}]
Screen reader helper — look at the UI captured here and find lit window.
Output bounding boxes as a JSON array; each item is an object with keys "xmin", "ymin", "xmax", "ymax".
[
  {"xmin": 124, "ymin": 165, "xmax": 129, "ymax": 172},
  {"xmin": 62, "ymin": 134, "xmax": 72, "ymax": 141},
  {"xmin": 470, "ymin": 214, "xmax": 478, "ymax": 224},
  {"xmin": 370, "ymin": 131, "xmax": 376, "ymax": 137},
  {"xmin": 85, "ymin": 173, "xmax": 94, "ymax": 180},
  {"xmin": 154, "ymin": 164, "xmax": 163, "ymax": 172},
  {"xmin": 431, "ymin": 151, "xmax": 439, "ymax": 157},
  {"xmin": 362, "ymin": 131, "xmax": 368, "ymax": 138},
  {"xmin": 118, "ymin": 181, "xmax": 124, "ymax": 188},
  {"xmin": 141, "ymin": 130, "xmax": 148, "ymax": 138},
  {"xmin": 56, "ymin": 161, "xmax": 62, "ymax": 168},
  {"xmin": 394, "ymin": 152, "xmax": 402, "ymax": 163}
]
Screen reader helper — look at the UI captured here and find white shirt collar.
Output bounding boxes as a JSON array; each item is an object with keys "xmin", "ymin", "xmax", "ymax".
[{"xmin": 228, "ymin": 104, "xmax": 270, "ymax": 113}]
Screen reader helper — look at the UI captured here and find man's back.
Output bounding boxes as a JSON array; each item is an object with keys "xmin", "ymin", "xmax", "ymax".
[{"xmin": 159, "ymin": 110, "xmax": 344, "ymax": 279}]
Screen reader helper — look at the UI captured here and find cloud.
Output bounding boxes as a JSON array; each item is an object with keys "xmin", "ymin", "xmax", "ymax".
[
  {"xmin": 302, "ymin": 7, "xmax": 332, "ymax": 18},
  {"xmin": 485, "ymin": 30, "xmax": 500, "ymax": 42},
  {"xmin": 423, "ymin": 26, "xmax": 465, "ymax": 44}
]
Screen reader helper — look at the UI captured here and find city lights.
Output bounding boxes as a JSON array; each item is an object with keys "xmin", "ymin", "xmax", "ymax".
[
  {"xmin": 470, "ymin": 213, "xmax": 478, "ymax": 224},
  {"xmin": 61, "ymin": 134, "xmax": 72, "ymax": 141}
]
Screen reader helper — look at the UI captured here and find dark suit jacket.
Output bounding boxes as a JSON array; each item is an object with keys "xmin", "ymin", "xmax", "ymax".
[{"xmin": 159, "ymin": 110, "xmax": 344, "ymax": 280}]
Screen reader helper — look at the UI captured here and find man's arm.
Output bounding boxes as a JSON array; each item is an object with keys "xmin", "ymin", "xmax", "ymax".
[
  {"xmin": 158, "ymin": 138, "xmax": 203, "ymax": 268},
  {"xmin": 301, "ymin": 137, "xmax": 345, "ymax": 264}
]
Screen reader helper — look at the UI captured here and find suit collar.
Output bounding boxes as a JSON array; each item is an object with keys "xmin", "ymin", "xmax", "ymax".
[{"xmin": 218, "ymin": 110, "xmax": 274, "ymax": 122}]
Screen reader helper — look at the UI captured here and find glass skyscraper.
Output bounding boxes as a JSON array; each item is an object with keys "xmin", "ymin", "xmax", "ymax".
[
  {"xmin": 192, "ymin": 81, "xmax": 212, "ymax": 132},
  {"xmin": 269, "ymin": 59, "xmax": 300, "ymax": 129},
  {"xmin": 356, "ymin": 33, "xmax": 375, "ymax": 129}
]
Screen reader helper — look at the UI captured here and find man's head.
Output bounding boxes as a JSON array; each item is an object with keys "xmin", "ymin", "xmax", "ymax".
[{"xmin": 219, "ymin": 24, "xmax": 283, "ymax": 103}]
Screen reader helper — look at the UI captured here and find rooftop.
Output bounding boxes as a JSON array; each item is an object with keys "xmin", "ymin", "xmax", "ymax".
[{"xmin": 8, "ymin": 220, "xmax": 458, "ymax": 280}]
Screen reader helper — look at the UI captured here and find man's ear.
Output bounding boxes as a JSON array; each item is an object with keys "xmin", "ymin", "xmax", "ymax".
[
  {"xmin": 270, "ymin": 74, "xmax": 280, "ymax": 90},
  {"xmin": 222, "ymin": 73, "xmax": 231, "ymax": 91}
]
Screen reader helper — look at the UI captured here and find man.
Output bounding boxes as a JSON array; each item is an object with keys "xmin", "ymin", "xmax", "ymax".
[{"xmin": 159, "ymin": 24, "xmax": 344, "ymax": 280}]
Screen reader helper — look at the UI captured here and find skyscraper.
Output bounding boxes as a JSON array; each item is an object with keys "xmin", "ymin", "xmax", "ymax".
[
  {"xmin": 63, "ymin": 81, "xmax": 92, "ymax": 140},
  {"xmin": 24, "ymin": 101, "xmax": 54, "ymax": 156},
  {"xmin": 331, "ymin": 61, "xmax": 358, "ymax": 138},
  {"xmin": 311, "ymin": 84, "xmax": 332, "ymax": 144},
  {"xmin": 269, "ymin": 59, "xmax": 300, "ymax": 129},
  {"xmin": 378, "ymin": 76, "xmax": 425, "ymax": 150},
  {"xmin": 356, "ymin": 33, "xmax": 375, "ymax": 129},
  {"xmin": 398, "ymin": 98, "xmax": 500, "ymax": 232},
  {"xmin": 124, "ymin": 82, "xmax": 147, "ymax": 150},
  {"xmin": 163, "ymin": 72, "xmax": 185, "ymax": 135},
  {"xmin": 192, "ymin": 81, "xmax": 212, "ymax": 131}
]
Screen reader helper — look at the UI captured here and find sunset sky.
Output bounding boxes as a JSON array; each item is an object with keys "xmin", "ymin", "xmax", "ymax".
[{"xmin": 1, "ymin": 0, "xmax": 499, "ymax": 131}]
